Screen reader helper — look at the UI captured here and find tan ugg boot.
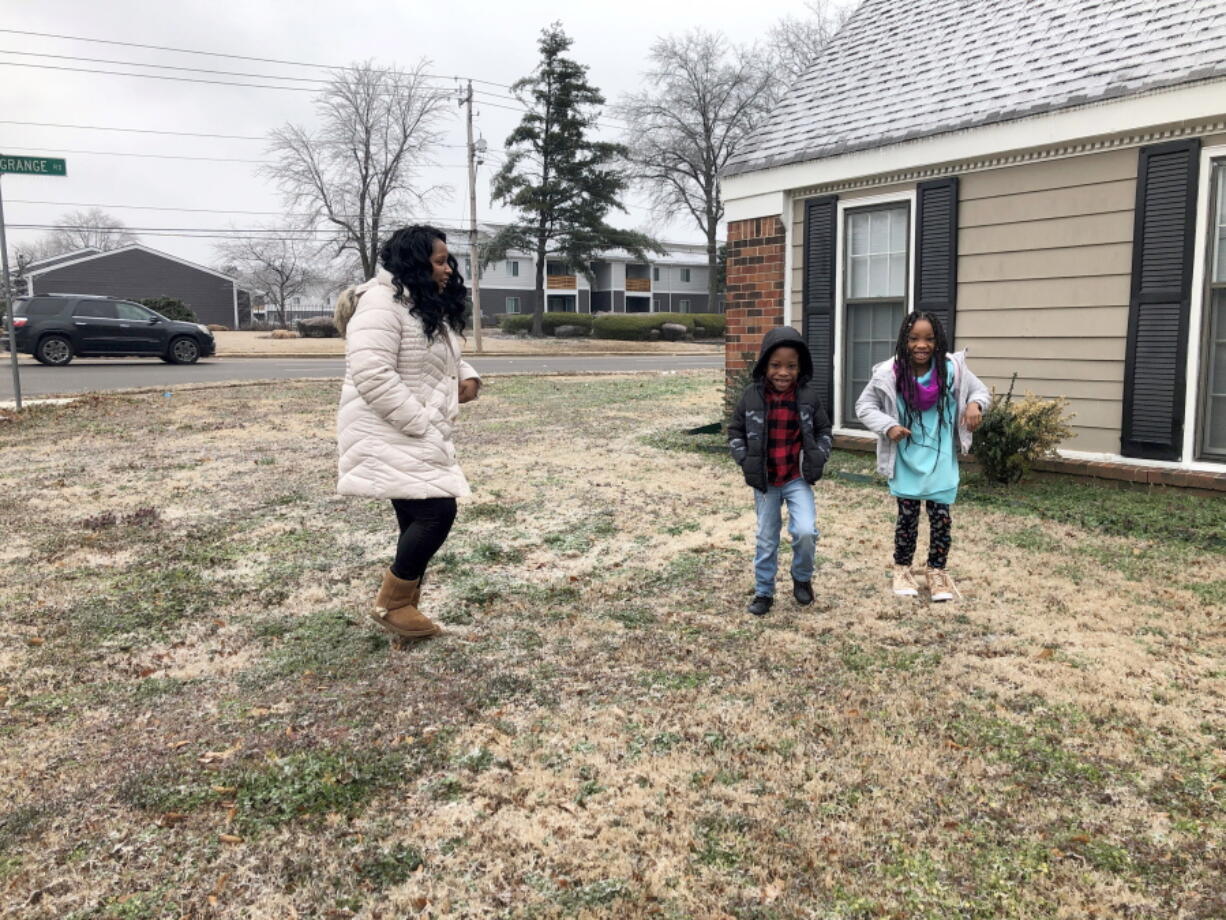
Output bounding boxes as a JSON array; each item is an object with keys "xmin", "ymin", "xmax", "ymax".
[{"xmin": 371, "ymin": 570, "xmax": 442, "ymax": 639}]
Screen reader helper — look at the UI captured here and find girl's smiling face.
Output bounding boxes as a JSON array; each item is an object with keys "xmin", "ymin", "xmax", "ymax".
[
  {"xmin": 430, "ymin": 238, "xmax": 452, "ymax": 291},
  {"xmin": 906, "ymin": 318, "xmax": 935, "ymax": 372}
]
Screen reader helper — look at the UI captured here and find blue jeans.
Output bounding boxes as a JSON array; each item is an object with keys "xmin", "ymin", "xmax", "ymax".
[{"xmin": 753, "ymin": 477, "xmax": 818, "ymax": 597}]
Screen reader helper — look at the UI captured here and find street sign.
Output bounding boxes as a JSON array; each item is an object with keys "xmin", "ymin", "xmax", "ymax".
[
  {"xmin": 0, "ymin": 155, "xmax": 67, "ymax": 177},
  {"xmin": 1, "ymin": 153, "xmax": 67, "ymax": 410}
]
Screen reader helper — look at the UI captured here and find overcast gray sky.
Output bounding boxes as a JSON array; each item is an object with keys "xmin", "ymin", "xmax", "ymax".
[{"xmin": 0, "ymin": 0, "xmax": 819, "ymax": 269}]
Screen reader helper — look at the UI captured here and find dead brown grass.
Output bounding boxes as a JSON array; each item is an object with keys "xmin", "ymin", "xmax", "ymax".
[
  {"xmin": 0, "ymin": 373, "xmax": 1223, "ymax": 919},
  {"xmin": 213, "ymin": 331, "xmax": 721, "ymax": 357}
]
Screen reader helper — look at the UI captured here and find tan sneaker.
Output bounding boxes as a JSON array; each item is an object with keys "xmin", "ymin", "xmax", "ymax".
[
  {"xmin": 893, "ymin": 564, "xmax": 919, "ymax": 597},
  {"xmin": 926, "ymin": 567, "xmax": 960, "ymax": 602}
]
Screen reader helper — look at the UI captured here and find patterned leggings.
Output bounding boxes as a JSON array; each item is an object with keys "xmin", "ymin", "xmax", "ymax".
[{"xmin": 894, "ymin": 499, "xmax": 952, "ymax": 569}]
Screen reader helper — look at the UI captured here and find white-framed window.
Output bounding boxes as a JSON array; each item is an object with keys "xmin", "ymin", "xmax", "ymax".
[
  {"xmin": 679, "ymin": 298, "xmax": 691, "ymax": 312},
  {"xmin": 507, "ymin": 260, "xmax": 519, "ymax": 277},
  {"xmin": 680, "ymin": 268, "xmax": 691, "ymax": 283},
  {"xmin": 836, "ymin": 197, "xmax": 913, "ymax": 428},
  {"xmin": 506, "ymin": 296, "xmax": 520, "ymax": 314},
  {"xmin": 652, "ymin": 266, "xmax": 660, "ymax": 282},
  {"xmin": 1198, "ymin": 159, "xmax": 1226, "ymax": 458}
]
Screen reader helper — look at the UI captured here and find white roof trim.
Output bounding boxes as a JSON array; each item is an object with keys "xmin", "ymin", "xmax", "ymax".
[
  {"xmin": 22, "ymin": 247, "xmax": 100, "ymax": 271},
  {"xmin": 26, "ymin": 243, "xmax": 238, "ymax": 282},
  {"xmin": 722, "ymin": 79, "xmax": 1226, "ymax": 210}
]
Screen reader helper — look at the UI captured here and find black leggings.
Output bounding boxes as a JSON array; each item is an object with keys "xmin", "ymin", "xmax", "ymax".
[
  {"xmin": 390, "ymin": 497, "xmax": 457, "ymax": 581},
  {"xmin": 894, "ymin": 498, "xmax": 952, "ymax": 569}
]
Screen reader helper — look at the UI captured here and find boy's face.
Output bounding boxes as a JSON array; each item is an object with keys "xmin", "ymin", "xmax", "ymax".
[{"xmin": 766, "ymin": 346, "xmax": 800, "ymax": 392}]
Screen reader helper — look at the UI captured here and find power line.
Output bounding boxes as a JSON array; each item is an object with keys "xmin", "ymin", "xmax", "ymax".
[
  {"xmin": 0, "ymin": 27, "xmax": 514, "ymax": 88},
  {"xmin": 0, "ymin": 49, "xmax": 531, "ymax": 107},
  {"xmin": 0, "ymin": 48, "xmax": 340, "ymax": 85},
  {"xmin": 0, "ymin": 119, "xmax": 264, "ymax": 141},
  {"xmin": 0, "ymin": 119, "xmax": 471, "ymax": 148},
  {"xmin": 0, "ymin": 145, "xmax": 473, "ymax": 167}
]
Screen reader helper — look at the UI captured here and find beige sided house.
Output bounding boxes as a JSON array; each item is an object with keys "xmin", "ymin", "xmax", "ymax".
[{"xmin": 721, "ymin": 0, "xmax": 1226, "ymax": 489}]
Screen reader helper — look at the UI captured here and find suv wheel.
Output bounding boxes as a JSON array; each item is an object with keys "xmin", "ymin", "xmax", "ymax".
[
  {"xmin": 35, "ymin": 334, "xmax": 74, "ymax": 366},
  {"xmin": 167, "ymin": 336, "xmax": 201, "ymax": 365}
]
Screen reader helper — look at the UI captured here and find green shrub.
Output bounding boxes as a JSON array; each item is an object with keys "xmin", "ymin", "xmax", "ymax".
[
  {"xmin": 296, "ymin": 316, "xmax": 339, "ymax": 338},
  {"xmin": 724, "ymin": 353, "xmax": 756, "ymax": 429},
  {"xmin": 971, "ymin": 374, "xmax": 1075, "ymax": 484},
  {"xmin": 689, "ymin": 313, "xmax": 726, "ymax": 337},
  {"xmin": 140, "ymin": 297, "xmax": 198, "ymax": 323},
  {"xmin": 499, "ymin": 311, "xmax": 593, "ymax": 335}
]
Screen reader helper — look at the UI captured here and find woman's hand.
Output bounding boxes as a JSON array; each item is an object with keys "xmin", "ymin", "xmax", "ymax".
[
  {"xmin": 886, "ymin": 425, "xmax": 911, "ymax": 442},
  {"xmin": 963, "ymin": 402, "xmax": 983, "ymax": 432},
  {"xmin": 458, "ymin": 378, "xmax": 481, "ymax": 404}
]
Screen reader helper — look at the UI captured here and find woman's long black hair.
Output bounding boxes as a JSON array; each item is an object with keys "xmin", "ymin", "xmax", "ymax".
[
  {"xmin": 379, "ymin": 225, "xmax": 467, "ymax": 342},
  {"xmin": 893, "ymin": 310, "xmax": 953, "ymax": 450}
]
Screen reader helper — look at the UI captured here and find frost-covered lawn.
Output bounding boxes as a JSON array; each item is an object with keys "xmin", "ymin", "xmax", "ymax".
[{"xmin": 1, "ymin": 373, "xmax": 1223, "ymax": 919}]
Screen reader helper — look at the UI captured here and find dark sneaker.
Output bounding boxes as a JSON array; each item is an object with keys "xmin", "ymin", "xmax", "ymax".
[
  {"xmin": 793, "ymin": 580, "xmax": 814, "ymax": 606},
  {"xmin": 747, "ymin": 595, "xmax": 774, "ymax": 616}
]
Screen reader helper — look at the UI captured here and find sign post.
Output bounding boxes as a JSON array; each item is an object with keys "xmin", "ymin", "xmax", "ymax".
[{"xmin": 0, "ymin": 155, "xmax": 68, "ymax": 410}]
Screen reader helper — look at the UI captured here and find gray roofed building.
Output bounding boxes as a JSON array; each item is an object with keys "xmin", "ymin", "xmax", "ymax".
[
  {"xmin": 25, "ymin": 244, "xmax": 244, "ymax": 328},
  {"xmin": 720, "ymin": 0, "xmax": 1226, "ymax": 487},
  {"xmin": 727, "ymin": 0, "xmax": 1226, "ymax": 176}
]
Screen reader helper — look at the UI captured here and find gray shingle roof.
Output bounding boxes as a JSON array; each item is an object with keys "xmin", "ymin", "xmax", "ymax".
[{"xmin": 726, "ymin": 0, "xmax": 1226, "ymax": 177}]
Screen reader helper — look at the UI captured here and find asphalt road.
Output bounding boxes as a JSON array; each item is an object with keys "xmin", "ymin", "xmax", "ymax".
[{"xmin": 0, "ymin": 354, "xmax": 723, "ymax": 399}]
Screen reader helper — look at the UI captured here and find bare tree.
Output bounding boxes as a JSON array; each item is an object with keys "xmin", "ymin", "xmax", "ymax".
[
  {"xmin": 27, "ymin": 208, "xmax": 140, "ymax": 260},
  {"xmin": 768, "ymin": 0, "xmax": 852, "ymax": 86},
  {"xmin": 216, "ymin": 233, "xmax": 325, "ymax": 329},
  {"xmin": 620, "ymin": 31, "xmax": 775, "ymax": 305},
  {"xmin": 265, "ymin": 60, "xmax": 451, "ymax": 279}
]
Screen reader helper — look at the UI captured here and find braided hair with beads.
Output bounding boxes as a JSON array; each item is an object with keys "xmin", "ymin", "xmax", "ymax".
[{"xmin": 892, "ymin": 311, "xmax": 954, "ymax": 452}]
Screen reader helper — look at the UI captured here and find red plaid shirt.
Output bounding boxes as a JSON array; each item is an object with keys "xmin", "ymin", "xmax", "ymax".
[{"xmin": 765, "ymin": 385, "xmax": 801, "ymax": 486}]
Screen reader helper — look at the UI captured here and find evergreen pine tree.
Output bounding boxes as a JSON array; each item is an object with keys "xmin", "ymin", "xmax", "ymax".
[{"xmin": 488, "ymin": 22, "xmax": 659, "ymax": 336}]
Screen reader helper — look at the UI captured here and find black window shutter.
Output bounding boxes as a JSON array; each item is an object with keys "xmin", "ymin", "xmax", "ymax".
[
  {"xmin": 1121, "ymin": 139, "xmax": 1201, "ymax": 460},
  {"xmin": 803, "ymin": 195, "xmax": 838, "ymax": 413},
  {"xmin": 916, "ymin": 177, "xmax": 960, "ymax": 345}
]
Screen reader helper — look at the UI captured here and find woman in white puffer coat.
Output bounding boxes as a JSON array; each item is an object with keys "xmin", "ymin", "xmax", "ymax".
[{"xmin": 335, "ymin": 225, "xmax": 481, "ymax": 640}]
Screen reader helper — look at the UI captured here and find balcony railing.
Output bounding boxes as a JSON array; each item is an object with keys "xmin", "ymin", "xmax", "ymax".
[
  {"xmin": 625, "ymin": 278, "xmax": 651, "ymax": 292},
  {"xmin": 546, "ymin": 274, "xmax": 577, "ymax": 289}
]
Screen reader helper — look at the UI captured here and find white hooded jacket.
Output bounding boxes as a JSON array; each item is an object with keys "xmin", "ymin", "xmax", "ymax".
[
  {"xmin": 854, "ymin": 350, "xmax": 990, "ymax": 479},
  {"xmin": 336, "ymin": 268, "xmax": 479, "ymax": 499}
]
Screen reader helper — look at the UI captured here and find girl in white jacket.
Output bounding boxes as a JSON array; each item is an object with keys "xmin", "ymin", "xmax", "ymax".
[
  {"xmin": 335, "ymin": 226, "xmax": 481, "ymax": 640},
  {"xmin": 855, "ymin": 311, "xmax": 989, "ymax": 602}
]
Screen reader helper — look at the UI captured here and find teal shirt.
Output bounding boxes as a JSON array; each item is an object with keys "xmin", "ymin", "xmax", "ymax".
[{"xmin": 890, "ymin": 361, "xmax": 959, "ymax": 504}]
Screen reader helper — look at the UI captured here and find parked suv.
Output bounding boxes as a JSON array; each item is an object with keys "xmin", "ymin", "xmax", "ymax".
[{"xmin": 5, "ymin": 294, "xmax": 216, "ymax": 366}]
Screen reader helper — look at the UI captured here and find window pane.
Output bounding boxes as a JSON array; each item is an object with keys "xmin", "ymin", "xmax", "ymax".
[
  {"xmin": 872, "ymin": 301, "xmax": 896, "ymax": 340},
  {"xmin": 869, "ymin": 254, "xmax": 889, "ymax": 297},
  {"xmin": 889, "ymin": 253, "xmax": 906, "ymax": 296},
  {"xmin": 890, "ymin": 209, "xmax": 907, "ymax": 251},
  {"xmin": 74, "ymin": 301, "xmax": 116, "ymax": 318},
  {"xmin": 869, "ymin": 211, "xmax": 889, "ymax": 252},
  {"xmin": 852, "ymin": 301, "xmax": 870, "ymax": 337},
  {"xmin": 844, "ymin": 301, "xmax": 904, "ymax": 422},
  {"xmin": 1203, "ymin": 290, "xmax": 1226, "ymax": 455},
  {"xmin": 848, "ymin": 256, "xmax": 866, "ymax": 299},
  {"xmin": 849, "ymin": 213, "xmax": 869, "ymax": 256},
  {"xmin": 1215, "ymin": 169, "xmax": 1226, "ymax": 283}
]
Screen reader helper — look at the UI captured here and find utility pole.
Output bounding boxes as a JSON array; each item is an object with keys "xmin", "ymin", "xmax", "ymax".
[{"xmin": 461, "ymin": 80, "xmax": 484, "ymax": 353}]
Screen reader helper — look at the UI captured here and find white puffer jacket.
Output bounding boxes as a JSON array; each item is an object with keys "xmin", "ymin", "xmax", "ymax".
[{"xmin": 336, "ymin": 268, "xmax": 479, "ymax": 499}]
